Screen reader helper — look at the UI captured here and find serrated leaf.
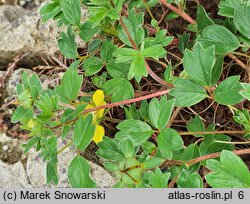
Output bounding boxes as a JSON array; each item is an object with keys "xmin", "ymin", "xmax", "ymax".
[
  {"xmin": 205, "ymin": 150, "xmax": 250, "ymax": 188},
  {"xmin": 148, "ymin": 168, "xmax": 170, "ymax": 188},
  {"xmin": 11, "ymin": 106, "xmax": 34, "ymax": 123},
  {"xmin": 97, "ymin": 136, "xmax": 124, "ymax": 162},
  {"xmin": 55, "ymin": 68, "xmax": 83, "ymax": 102},
  {"xmin": 100, "ymin": 40, "xmax": 117, "ymax": 61},
  {"xmin": 58, "ymin": 27, "xmax": 78, "ymax": 59},
  {"xmin": 196, "ymin": 5, "xmax": 214, "ymax": 30},
  {"xmin": 141, "ymin": 44, "xmax": 166, "ymax": 59},
  {"xmin": 177, "ymin": 169, "xmax": 203, "ymax": 188},
  {"xmin": 240, "ymin": 83, "xmax": 250, "ymax": 100},
  {"xmin": 197, "ymin": 25, "xmax": 240, "ymax": 55},
  {"xmin": 103, "ymin": 78, "xmax": 134, "ymax": 102},
  {"xmin": 184, "ymin": 43, "xmax": 216, "ymax": 86},
  {"xmin": 82, "ymin": 57, "xmax": 104, "ymax": 76},
  {"xmin": 113, "ymin": 48, "xmax": 138, "ymax": 63},
  {"xmin": 106, "ymin": 59, "xmax": 130, "ymax": 78},
  {"xmin": 149, "ymin": 96, "xmax": 175, "ymax": 130},
  {"xmin": 187, "ymin": 115, "xmax": 205, "ymax": 137},
  {"xmin": 73, "ymin": 115, "xmax": 95, "ymax": 151},
  {"xmin": 115, "ymin": 119, "xmax": 153, "ymax": 146},
  {"xmin": 157, "ymin": 128, "xmax": 183, "ymax": 159},
  {"xmin": 214, "ymin": 76, "xmax": 243, "ymax": 105},
  {"xmin": 120, "ymin": 139, "xmax": 134, "ymax": 158},
  {"xmin": 61, "ymin": 0, "xmax": 81, "ymax": 26},
  {"xmin": 128, "ymin": 55, "xmax": 147, "ymax": 82},
  {"xmin": 169, "ymin": 79, "xmax": 207, "ymax": 107},
  {"xmin": 182, "ymin": 144, "xmax": 200, "ymax": 172},
  {"xmin": 68, "ymin": 155, "xmax": 96, "ymax": 188},
  {"xmin": 40, "ymin": 2, "xmax": 61, "ymax": 23}
]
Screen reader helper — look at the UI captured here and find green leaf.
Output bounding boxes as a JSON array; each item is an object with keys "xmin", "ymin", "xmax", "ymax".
[
  {"xmin": 234, "ymin": 6, "xmax": 250, "ymax": 40},
  {"xmin": 157, "ymin": 128, "xmax": 183, "ymax": 159},
  {"xmin": 143, "ymin": 157, "xmax": 164, "ymax": 169},
  {"xmin": 68, "ymin": 155, "xmax": 96, "ymax": 188},
  {"xmin": 120, "ymin": 139, "xmax": 134, "ymax": 158},
  {"xmin": 149, "ymin": 96, "xmax": 175, "ymax": 130},
  {"xmin": 196, "ymin": 5, "xmax": 214, "ymax": 31},
  {"xmin": 148, "ymin": 168, "xmax": 170, "ymax": 188},
  {"xmin": 103, "ymin": 78, "xmax": 134, "ymax": 102},
  {"xmin": 206, "ymin": 150, "xmax": 250, "ymax": 187},
  {"xmin": 46, "ymin": 157, "xmax": 58, "ymax": 185},
  {"xmin": 82, "ymin": 57, "xmax": 104, "ymax": 76},
  {"xmin": 141, "ymin": 44, "xmax": 166, "ymax": 59},
  {"xmin": 29, "ymin": 74, "xmax": 42, "ymax": 99},
  {"xmin": 233, "ymin": 109, "xmax": 250, "ymax": 135},
  {"xmin": 115, "ymin": 119, "xmax": 153, "ymax": 146},
  {"xmin": 199, "ymin": 134, "xmax": 233, "ymax": 156},
  {"xmin": 40, "ymin": 3, "xmax": 61, "ymax": 23},
  {"xmin": 73, "ymin": 115, "xmax": 95, "ymax": 151},
  {"xmin": 113, "ymin": 47, "xmax": 138, "ymax": 63},
  {"xmin": 177, "ymin": 169, "xmax": 203, "ymax": 188},
  {"xmin": 11, "ymin": 106, "xmax": 34, "ymax": 123},
  {"xmin": 58, "ymin": 27, "xmax": 78, "ymax": 59},
  {"xmin": 142, "ymin": 141, "xmax": 156, "ymax": 154},
  {"xmin": 241, "ymin": 83, "xmax": 250, "ymax": 100},
  {"xmin": 100, "ymin": 40, "xmax": 117, "ymax": 61},
  {"xmin": 88, "ymin": 39, "xmax": 102, "ymax": 54},
  {"xmin": 184, "ymin": 43, "xmax": 216, "ymax": 86},
  {"xmin": 79, "ymin": 22, "xmax": 99, "ymax": 42},
  {"xmin": 118, "ymin": 10, "xmax": 145, "ymax": 47},
  {"xmin": 197, "ymin": 25, "xmax": 240, "ymax": 55},
  {"xmin": 214, "ymin": 76, "xmax": 244, "ymax": 105},
  {"xmin": 128, "ymin": 55, "xmax": 147, "ymax": 82},
  {"xmin": 55, "ymin": 68, "xmax": 83, "ymax": 102},
  {"xmin": 169, "ymin": 79, "xmax": 207, "ymax": 107},
  {"xmin": 187, "ymin": 115, "xmax": 205, "ymax": 137},
  {"xmin": 61, "ymin": 0, "xmax": 81, "ymax": 26},
  {"xmin": 97, "ymin": 136, "xmax": 124, "ymax": 162},
  {"xmin": 218, "ymin": 0, "xmax": 245, "ymax": 18},
  {"xmin": 106, "ymin": 59, "xmax": 130, "ymax": 78},
  {"xmin": 182, "ymin": 144, "xmax": 200, "ymax": 172}
]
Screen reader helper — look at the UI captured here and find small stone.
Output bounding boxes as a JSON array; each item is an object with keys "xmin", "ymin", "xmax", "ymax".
[{"xmin": 2, "ymin": 145, "xmax": 8, "ymax": 151}]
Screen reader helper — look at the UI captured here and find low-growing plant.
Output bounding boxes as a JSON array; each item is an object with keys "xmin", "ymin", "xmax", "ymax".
[{"xmin": 11, "ymin": 0, "xmax": 250, "ymax": 188}]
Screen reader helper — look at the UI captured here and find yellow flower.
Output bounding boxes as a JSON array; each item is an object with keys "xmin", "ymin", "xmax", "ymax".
[{"xmin": 86, "ymin": 90, "xmax": 106, "ymax": 144}]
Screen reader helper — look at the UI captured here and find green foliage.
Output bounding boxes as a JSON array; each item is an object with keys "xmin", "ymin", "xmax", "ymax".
[
  {"xmin": 12, "ymin": 0, "xmax": 250, "ymax": 188},
  {"xmin": 206, "ymin": 150, "xmax": 250, "ymax": 188},
  {"xmin": 169, "ymin": 79, "xmax": 207, "ymax": 107},
  {"xmin": 214, "ymin": 76, "xmax": 244, "ymax": 105},
  {"xmin": 197, "ymin": 25, "xmax": 240, "ymax": 55}
]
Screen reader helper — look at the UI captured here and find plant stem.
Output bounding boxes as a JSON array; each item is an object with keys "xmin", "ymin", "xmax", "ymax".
[
  {"xmin": 214, "ymin": 140, "xmax": 250, "ymax": 145},
  {"xmin": 186, "ymin": 148, "xmax": 250, "ymax": 167},
  {"xmin": 57, "ymin": 140, "xmax": 73, "ymax": 154},
  {"xmin": 53, "ymin": 89, "xmax": 170, "ymax": 129},
  {"xmin": 160, "ymin": 0, "xmax": 196, "ymax": 24},
  {"xmin": 84, "ymin": 89, "xmax": 170, "ymax": 114},
  {"xmin": 142, "ymin": 0, "xmax": 156, "ymax": 21},
  {"xmin": 119, "ymin": 17, "xmax": 172, "ymax": 86},
  {"xmin": 178, "ymin": 130, "xmax": 246, "ymax": 136}
]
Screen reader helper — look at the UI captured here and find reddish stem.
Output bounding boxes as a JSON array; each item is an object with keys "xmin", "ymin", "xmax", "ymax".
[
  {"xmin": 84, "ymin": 89, "xmax": 170, "ymax": 114},
  {"xmin": 119, "ymin": 17, "xmax": 171, "ymax": 86},
  {"xmin": 186, "ymin": 148, "xmax": 250, "ymax": 167},
  {"xmin": 160, "ymin": 0, "xmax": 196, "ymax": 24}
]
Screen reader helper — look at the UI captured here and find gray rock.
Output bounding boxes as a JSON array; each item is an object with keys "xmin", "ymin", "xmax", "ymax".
[
  {"xmin": 0, "ymin": 4, "xmax": 60, "ymax": 69},
  {"xmin": 0, "ymin": 160, "xmax": 32, "ymax": 187},
  {"xmin": 0, "ymin": 133, "xmax": 23, "ymax": 164},
  {"xmin": 26, "ymin": 140, "xmax": 116, "ymax": 188}
]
